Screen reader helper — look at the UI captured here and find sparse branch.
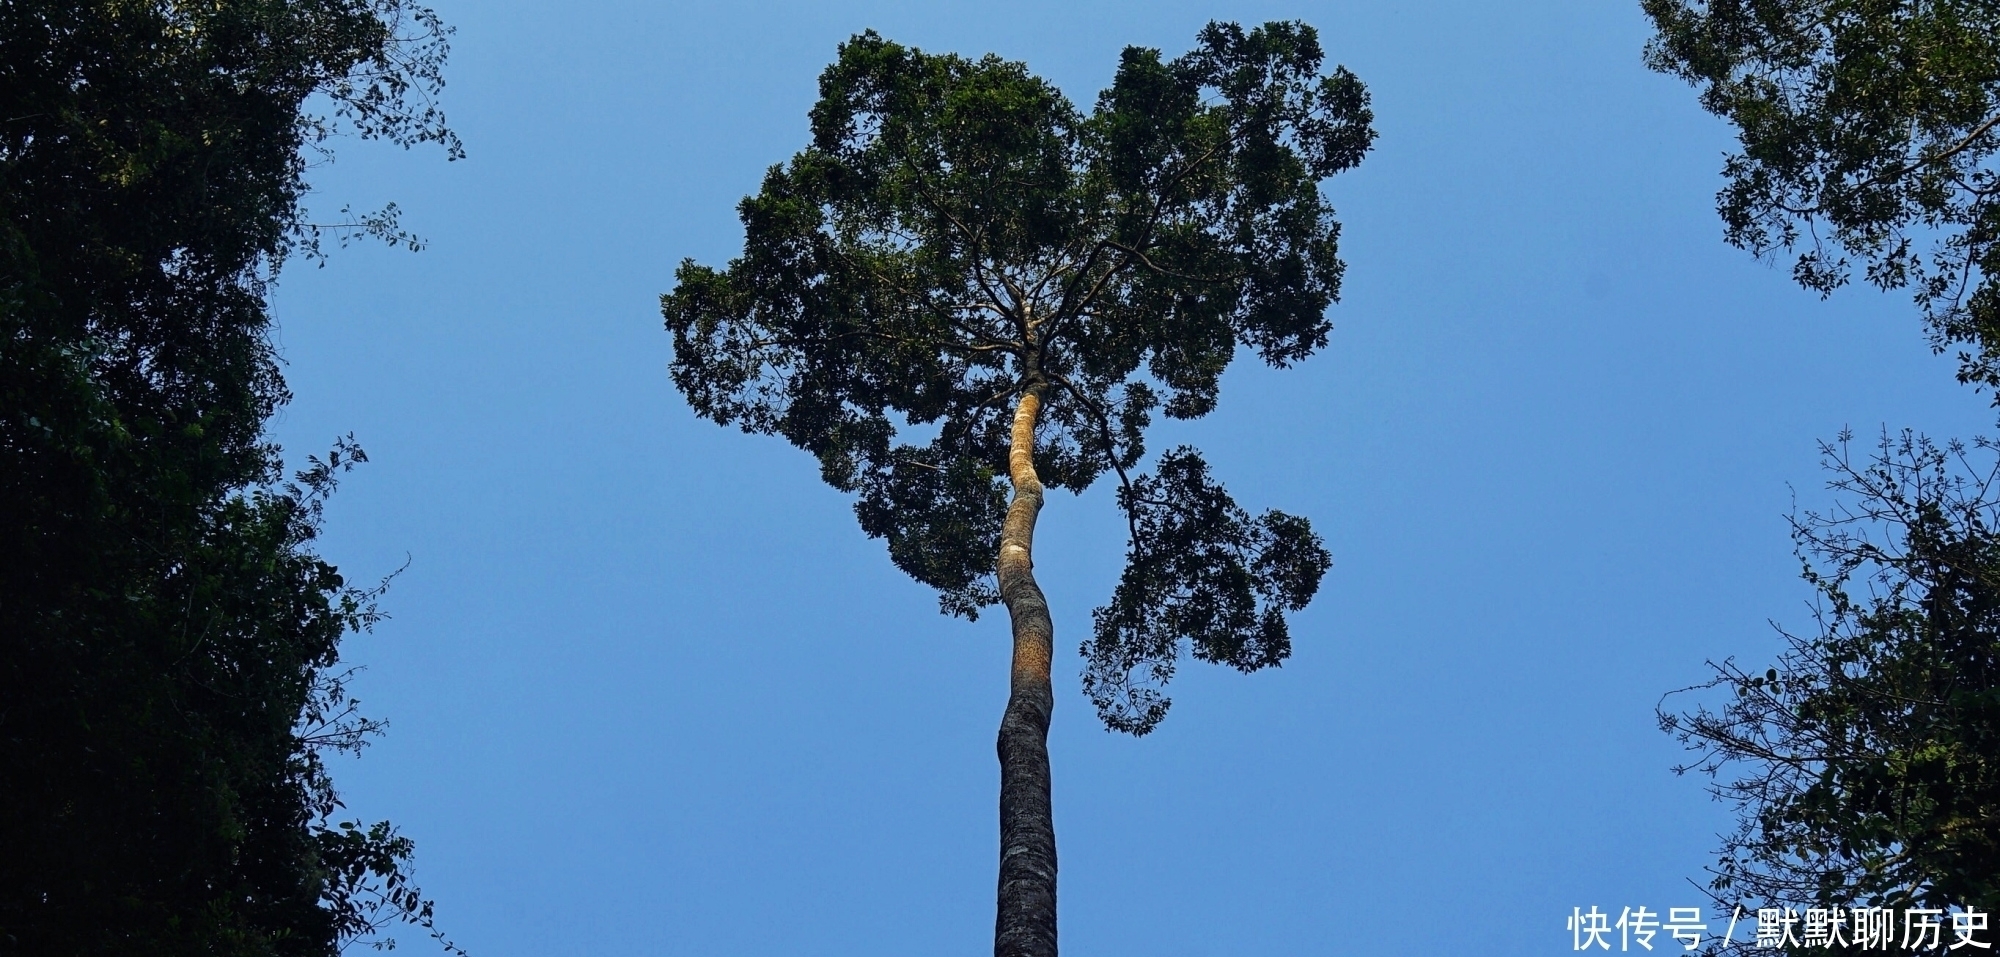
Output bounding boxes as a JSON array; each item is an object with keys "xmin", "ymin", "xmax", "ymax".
[
  {"xmin": 1103, "ymin": 240, "xmax": 1248, "ymax": 284},
  {"xmin": 1658, "ymin": 429, "xmax": 2000, "ymax": 912},
  {"xmin": 857, "ymin": 262, "xmax": 1023, "ymax": 350},
  {"xmin": 1051, "ymin": 136, "xmax": 1229, "ymax": 325},
  {"xmin": 1048, "ymin": 372, "xmax": 1140, "ymax": 543},
  {"xmin": 888, "ymin": 147, "xmax": 1023, "ymax": 328},
  {"xmin": 1850, "ymin": 112, "xmax": 2000, "ymax": 193}
]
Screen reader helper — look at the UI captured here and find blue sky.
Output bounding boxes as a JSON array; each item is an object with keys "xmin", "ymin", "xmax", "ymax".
[{"xmin": 267, "ymin": 1, "xmax": 1993, "ymax": 954}]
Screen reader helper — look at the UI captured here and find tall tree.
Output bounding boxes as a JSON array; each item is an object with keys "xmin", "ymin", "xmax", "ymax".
[
  {"xmin": 663, "ymin": 22, "xmax": 1370, "ymax": 956},
  {"xmin": 1642, "ymin": 0, "xmax": 2000, "ymax": 392},
  {"xmin": 1662, "ymin": 432, "xmax": 2000, "ymax": 931},
  {"xmin": 1, "ymin": 2, "xmax": 461, "ymax": 953}
]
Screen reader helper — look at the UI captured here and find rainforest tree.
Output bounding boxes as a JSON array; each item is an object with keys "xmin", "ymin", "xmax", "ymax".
[
  {"xmin": 1, "ymin": 1, "xmax": 460, "ymax": 953},
  {"xmin": 1643, "ymin": 0, "xmax": 2000, "ymax": 392},
  {"xmin": 663, "ymin": 22, "xmax": 1370, "ymax": 957}
]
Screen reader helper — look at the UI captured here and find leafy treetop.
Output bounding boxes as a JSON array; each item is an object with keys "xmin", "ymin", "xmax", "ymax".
[
  {"xmin": 1644, "ymin": 0, "xmax": 2000, "ymax": 392},
  {"xmin": 666, "ymin": 22, "xmax": 1368, "ymax": 733}
]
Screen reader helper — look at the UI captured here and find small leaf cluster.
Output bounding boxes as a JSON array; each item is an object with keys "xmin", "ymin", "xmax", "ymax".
[{"xmin": 1084, "ymin": 448, "xmax": 1332, "ymax": 734}]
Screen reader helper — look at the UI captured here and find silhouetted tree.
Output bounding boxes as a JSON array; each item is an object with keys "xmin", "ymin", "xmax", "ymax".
[
  {"xmin": 1, "ymin": 2, "xmax": 461, "ymax": 953},
  {"xmin": 663, "ymin": 22, "xmax": 1369, "ymax": 956}
]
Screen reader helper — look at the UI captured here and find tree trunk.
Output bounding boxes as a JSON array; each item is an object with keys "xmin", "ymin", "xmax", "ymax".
[{"xmin": 995, "ymin": 383, "xmax": 1057, "ymax": 957}]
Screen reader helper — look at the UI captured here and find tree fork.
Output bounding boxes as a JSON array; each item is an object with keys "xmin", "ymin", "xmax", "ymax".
[{"xmin": 995, "ymin": 381, "xmax": 1057, "ymax": 957}]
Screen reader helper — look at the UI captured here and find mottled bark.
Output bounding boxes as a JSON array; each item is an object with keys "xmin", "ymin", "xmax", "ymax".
[{"xmin": 995, "ymin": 383, "xmax": 1057, "ymax": 957}]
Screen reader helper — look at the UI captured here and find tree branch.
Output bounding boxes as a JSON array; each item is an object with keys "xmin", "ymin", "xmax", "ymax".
[
  {"xmin": 1048, "ymin": 372, "xmax": 1141, "ymax": 545},
  {"xmin": 1850, "ymin": 111, "xmax": 2000, "ymax": 193}
]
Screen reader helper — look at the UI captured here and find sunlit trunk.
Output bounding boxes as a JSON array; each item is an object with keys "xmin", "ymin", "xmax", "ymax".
[{"xmin": 994, "ymin": 382, "xmax": 1057, "ymax": 957}]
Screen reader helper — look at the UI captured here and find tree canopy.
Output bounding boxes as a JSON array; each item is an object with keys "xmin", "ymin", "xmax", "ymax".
[
  {"xmin": 665, "ymin": 21, "xmax": 1366, "ymax": 734},
  {"xmin": 1643, "ymin": 0, "xmax": 2000, "ymax": 392},
  {"xmin": 1, "ymin": 1, "xmax": 460, "ymax": 953}
]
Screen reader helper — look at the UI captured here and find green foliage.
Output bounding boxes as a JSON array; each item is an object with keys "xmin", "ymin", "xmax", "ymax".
[
  {"xmin": 1643, "ymin": 0, "xmax": 2000, "ymax": 391},
  {"xmin": 1084, "ymin": 448, "xmax": 1333, "ymax": 732},
  {"xmin": 665, "ymin": 22, "xmax": 1368, "ymax": 734},
  {"xmin": 1663, "ymin": 432, "xmax": 2000, "ymax": 920},
  {"xmin": 1, "ymin": 2, "xmax": 459, "ymax": 953}
]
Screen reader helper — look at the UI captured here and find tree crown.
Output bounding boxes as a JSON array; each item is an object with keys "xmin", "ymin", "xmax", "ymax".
[{"xmin": 665, "ymin": 21, "xmax": 1370, "ymax": 733}]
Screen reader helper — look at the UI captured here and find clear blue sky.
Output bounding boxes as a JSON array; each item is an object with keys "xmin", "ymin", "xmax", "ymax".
[{"xmin": 267, "ymin": 1, "xmax": 1991, "ymax": 954}]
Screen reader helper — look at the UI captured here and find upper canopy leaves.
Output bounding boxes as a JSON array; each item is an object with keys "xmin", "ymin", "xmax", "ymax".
[
  {"xmin": 1644, "ymin": 0, "xmax": 2000, "ymax": 391},
  {"xmin": 665, "ymin": 21, "xmax": 1368, "ymax": 731}
]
